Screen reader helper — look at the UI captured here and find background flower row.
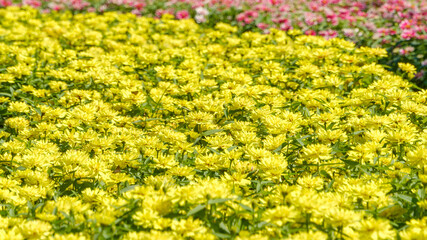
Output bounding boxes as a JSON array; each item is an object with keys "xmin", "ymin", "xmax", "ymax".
[{"xmin": 1, "ymin": 0, "xmax": 426, "ymax": 87}]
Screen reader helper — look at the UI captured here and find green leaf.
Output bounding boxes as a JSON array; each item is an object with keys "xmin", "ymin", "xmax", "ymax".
[
  {"xmin": 273, "ymin": 141, "xmax": 287, "ymax": 153},
  {"xmin": 237, "ymin": 203, "xmax": 253, "ymax": 212},
  {"xmin": 202, "ymin": 129, "xmax": 224, "ymax": 136},
  {"xmin": 212, "ymin": 231, "xmax": 231, "ymax": 239},
  {"xmin": 396, "ymin": 194, "xmax": 413, "ymax": 203},
  {"xmin": 296, "ymin": 138, "xmax": 304, "ymax": 147},
  {"xmin": 0, "ymin": 93, "xmax": 12, "ymax": 97},
  {"xmin": 208, "ymin": 198, "xmax": 232, "ymax": 204},
  {"xmin": 351, "ymin": 130, "xmax": 365, "ymax": 136},
  {"xmin": 341, "ymin": 160, "xmax": 359, "ymax": 166},
  {"xmin": 191, "ymin": 136, "xmax": 202, "ymax": 146},
  {"xmin": 119, "ymin": 184, "xmax": 138, "ymax": 194},
  {"xmin": 187, "ymin": 204, "xmax": 206, "ymax": 216},
  {"xmin": 320, "ymin": 170, "xmax": 332, "ymax": 180},
  {"xmin": 219, "ymin": 222, "xmax": 230, "ymax": 234}
]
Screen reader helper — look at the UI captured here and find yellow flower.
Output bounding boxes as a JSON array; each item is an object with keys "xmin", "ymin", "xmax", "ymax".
[
  {"xmin": 7, "ymin": 102, "xmax": 31, "ymax": 113},
  {"xmin": 262, "ymin": 206, "xmax": 298, "ymax": 226},
  {"xmin": 171, "ymin": 217, "xmax": 207, "ymax": 238},
  {"xmin": 18, "ymin": 220, "xmax": 52, "ymax": 240},
  {"xmin": 356, "ymin": 218, "xmax": 395, "ymax": 240},
  {"xmin": 221, "ymin": 172, "xmax": 251, "ymax": 186},
  {"xmin": 287, "ymin": 230, "xmax": 328, "ymax": 240},
  {"xmin": 133, "ymin": 209, "xmax": 160, "ymax": 228},
  {"xmin": 398, "ymin": 62, "xmax": 417, "ymax": 78},
  {"xmin": 152, "ymin": 153, "xmax": 178, "ymax": 169},
  {"xmin": 301, "ymin": 143, "xmax": 332, "ymax": 164},
  {"xmin": 324, "ymin": 207, "xmax": 361, "ymax": 227}
]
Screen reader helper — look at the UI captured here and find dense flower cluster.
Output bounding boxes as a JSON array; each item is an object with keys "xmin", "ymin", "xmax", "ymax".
[
  {"xmin": 4, "ymin": 0, "xmax": 426, "ymax": 40},
  {"xmin": 0, "ymin": 7, "xmax": 426, "ymax": 239},
  {"xmin": 2, "ymin": 0, "xmax": 426, "ymax": 87}
]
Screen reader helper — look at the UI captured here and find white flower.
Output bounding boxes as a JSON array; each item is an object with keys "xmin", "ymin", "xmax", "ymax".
[
  {"xmin": 195, "ymin": 15, "xmax": 206, "ymax": 23},
  {"xmin": 195, "ymin": 7, "xmax": 209, "ymax": 16}
]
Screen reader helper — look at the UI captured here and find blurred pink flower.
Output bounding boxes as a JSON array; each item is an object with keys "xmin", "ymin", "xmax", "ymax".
[
  {"xmin": 305, "ymin": 29, "xmax": 317, "ymax": 35},
  {"xmin": 257, "ymin": 22, "xmax": 269, "ymax": 30},
  {"xmin": 326, "ymin": 13, "xmax": 339, "ymax": 26},
  {"xmin": 343, "ymin": 28, "xmax": 355, "ymax": 37},
  {"xmin": 237, "ymin": 10, "xmax": 259, "ymax": 24},
  {"xmin": 401, "ymin": 29, "xmax": 416, "ymax": 39},
  {"xmin": 280, "ymin": 22, "xmax": 292, "ymax": 31},
  {"xmin": 255, "ymin": 4, "xmax": 271, "ymax": 12},
  {"xmin": 309, "ymin": 2, "xmax": 320, "ymax": 11},
  {"xmin": 155, "ymin": 9, "xmax": 174, "ymax": 18},
  {"xmin": 176, "ymin": 10, "xmax": 190, "ymax": 19},
  {"xmin": 399, "ymin": 19, "xmax": 414, "ymax": 30},
  {"xmin": 0, "ymin": 0, "xmax": 11, "ymax": 7},
  {"xmin": 236, "ymin": 13, "xmax": 245, "ymax": 22},
  {"xmin": 23, "ymin": 0, "xmax": 41, "ymax": 8},
  {"xmin": 269, "ymin": 0, "xmax": 283, "ymax": 6},
  {"xmin": 132, "ymin": 2, "xmax": 145, "ymax": 10},
  {"xmin": 131, "ymin": 9, "xmax": 141, "ymax": 15},
  {"xmin": 399, "ymin": 46, "xmax": 414, "ymax": 55},
  {"xmin": 279, "ymin": 4, "xmax": 289, "ymax": 12},
  {"xmin": 319, "ymin": 29, "xmax": 338, "ymax": 39}
]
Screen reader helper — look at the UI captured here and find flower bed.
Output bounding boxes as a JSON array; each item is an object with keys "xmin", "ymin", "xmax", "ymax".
[
  {"xmin": 0, "ymin": 7, "xmax": 426, "ymax": 239},
  {"xmin": 2, "ymin": 0, "xmax": 427, "ymax": 87}
]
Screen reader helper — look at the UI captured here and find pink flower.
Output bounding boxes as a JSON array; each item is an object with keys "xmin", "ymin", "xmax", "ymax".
[
  {"xmin": 326, "ymin": 13, "xmax": 339, "ymax": 26},
  {"xmin": 280, "ymin": 22, "xmax": 292, "ymax": 31},
  {"xmin": 176, "ymin": 10, "xmax": 190, "ymax": 19},
  {"xmin": 305, "ymin": 30, "xmax": 317, "ymax": 35},
  {"xmin": 415, "ymin": 70, "xmax": 424, "ymax": 80},
  {"xmin": 319, "ymin": 0, "xmax": 330, "ymax": 6},
  {"xmin": 401, "ymin": 29, "xmax": 416, "ymax": 39},
  {"xmin": 279, "ymin": 4, "xmax": 290, "ymax": 12},
  {"xmin": 0, "ymin": 0, "xmax": 12, "ymax": 7},
  {"xmin": 269, "ymin": 0, "xmax": 283, "ymax": 5},
  {"xmin": 309, "ymin": 2, "xmax": 320, "ymax": 11},
  {"xmin": 244, "ymin": 17, "xmax": 253, "ymax": 24},
  {"xmin": 304, "ymin": 12, "xmax": 321, "ymax": 26},
  {"xmin": 343, "ymin": 28, "xmax": 355, "ymax": 37},
  {"xmin": 364, "ymin": 22, "xmax": 377, "ymax": 31},
  {"xmin": 255, "ymin": 4, "xmax": 271, "ymax": 12},
  {"xmin": 416, "ymin": 34, "xmax": 426, "ymax": 40},
  {"xmin": 71, "ymin": 0, "xmax": 89, "ymax": 10},
  {"xmin": 133, "ymin": 2, "xmax": 145, "ymax": 11},
  {"xmin": 99, "ymin": 5, "xmax": 107, "ymax": 12},
  {"xmin": 319, "ymin": 30, "xmax": 338, "ymax": 39},
  {"xmin": 398, "ymin": 46, "xmax": 414, "ymax": 55},
  {"xmin": 48, "ymin": 3, "xmax": 63, "ymax": 11},
  {"xmin": 23, "ymin": 0, "xmax": 41, "ymax": 8},
  {"xmin": 246, "ymin": 11, "xmax": 259, "ymax": 18},
  {"xmin": 352, "ymin": 2, "xmax": 366, "ymax": 10},
  {"xmin": 237, "ymin": 11, "xmax": 259, "ymax": 24},
  {"xmin": 399, "ymin": 19, "xmax": 414, "ymax": 30},
  {"xmin": 236, "ymin": 13, "xmax": 245, "ymax": 22},
  {"xmin": 155, "ymin": 9, "xmax": 173, "ymax": 18},
  {"xmin": 131, "ymin": 9, "xmax": 141, "ymax": 16},
  {"xmin": 257, "ymin": 23, "xmax": 269, "ymax": 30}
]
